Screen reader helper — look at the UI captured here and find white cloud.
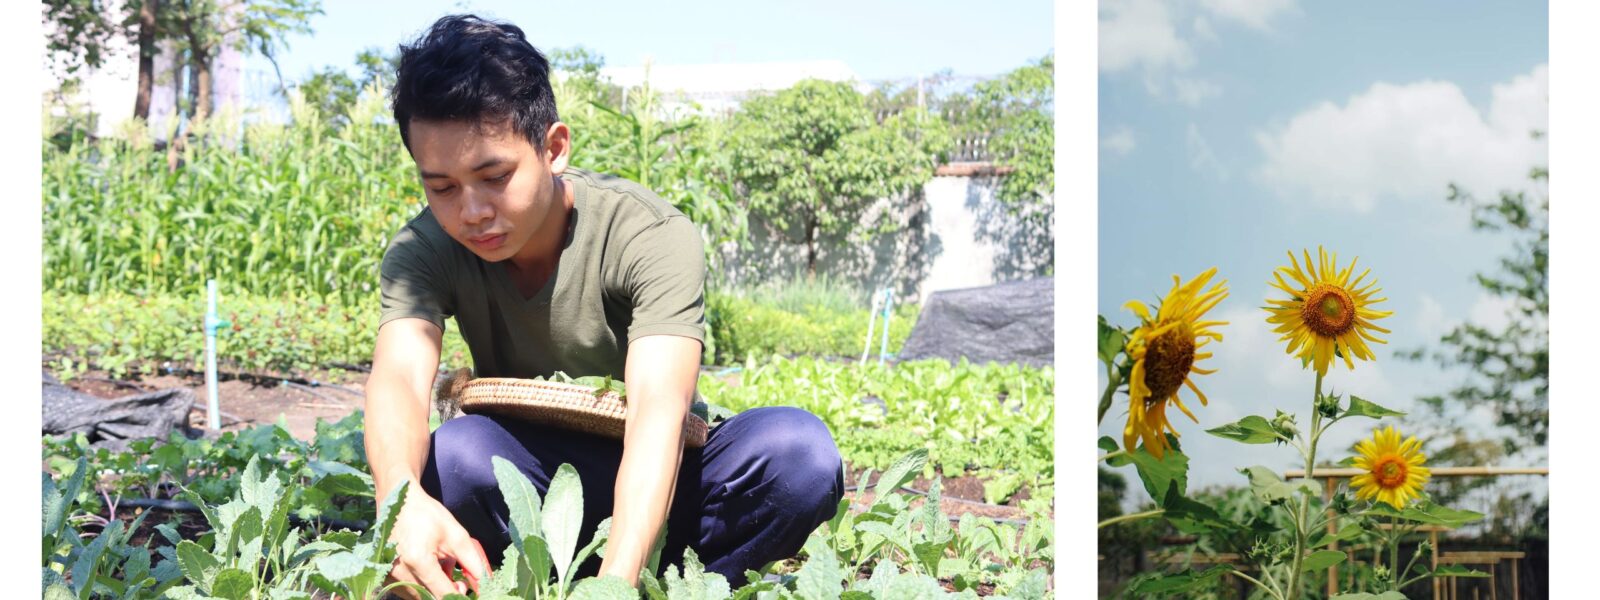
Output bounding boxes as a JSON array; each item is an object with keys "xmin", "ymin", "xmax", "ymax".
[
  {"xmin": 1255, "ymin": 64, "xmax": 1548, "ymax": 213},
  {"xmin": 1099, "ymin": 0, "xmax": 1194, "ymax": 73},
  {"xmin": 1416, "ymin": 294, "xmax": 1449, "ymax": 338},
  {"xmin": 1173, "ymin": 77, "xmax": 1223, "ymax": 106},
  {"xmin": 1469, "ymin": 293, "xmax": 1521, "ymax": 332},
  {"xmin": 1193, "ymin": 16, "xmax": 1217, "ymax": 41},
  {"xmin": 1199, "ymin": 0, "xmax": 1297, "ymax": 31},
  {"xmin": 1186, "ymin": 123, "xmax": 1229, "ymax": 180},
  {"xmin": 1102, "ymin": 126, "xmax": 1138, "ymax": 156}
]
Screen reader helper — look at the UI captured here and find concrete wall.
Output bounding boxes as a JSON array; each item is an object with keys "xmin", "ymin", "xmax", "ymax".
[{"xmin": 714, "ymin": 175, "xmax": 1054, "ymax": 304}]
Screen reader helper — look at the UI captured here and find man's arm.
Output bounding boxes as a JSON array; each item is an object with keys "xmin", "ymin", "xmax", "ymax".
[
  {"xmin": 598, "ymin": 333, "xmax": 703, "ymax": 585},
  {"xmin": 366, "ymin": 318, "xmax": 490, "ymax": 598}
]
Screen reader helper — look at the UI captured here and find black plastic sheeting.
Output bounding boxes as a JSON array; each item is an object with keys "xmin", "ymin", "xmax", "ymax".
[
  {"xmin": 897, "ymin": 277, "xmax": 1053, "ymax": 368},
  {"xmin": 42, "ymin": 370, "xmax": 195, "ymax": 450}
]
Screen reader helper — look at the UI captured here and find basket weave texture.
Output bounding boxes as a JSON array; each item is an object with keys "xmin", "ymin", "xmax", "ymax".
[{"xmin": 454, "ymin": 376, "xmax": 708, "ymax": 448}]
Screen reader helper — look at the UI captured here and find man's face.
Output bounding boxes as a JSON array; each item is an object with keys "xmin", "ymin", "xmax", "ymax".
[{"xmin": 407, "ymin": 118, "xmax": 569, "ymax": 264}]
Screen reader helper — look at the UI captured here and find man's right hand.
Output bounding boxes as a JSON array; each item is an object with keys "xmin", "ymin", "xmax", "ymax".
[{"xmin": 385, "ymin": 486, "xmax": 492, "ymax": 600}]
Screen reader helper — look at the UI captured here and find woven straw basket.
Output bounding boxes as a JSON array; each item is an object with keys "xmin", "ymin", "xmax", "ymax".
[{"xmin": 435, "ymin": 369, "xmax": 709, "ymax": 448}]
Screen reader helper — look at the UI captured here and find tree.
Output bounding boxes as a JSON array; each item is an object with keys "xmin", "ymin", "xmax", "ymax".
[
  {"xmin": 1401, "ymin": 159, "xmax": 1548, "ymax": 456},
  {"xmin": 728, "ymin": 79, "xmax": 951, "ymax": 278},
  {"xmin": 967, "ymin": 54, "xmax": 1054, "ymax": 213},
  {"xmin": 293, "ymin": 47, "xmax": 397, "ymax": 130}
]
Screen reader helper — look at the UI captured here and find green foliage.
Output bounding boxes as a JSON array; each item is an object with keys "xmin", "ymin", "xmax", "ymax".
[
  {"xmin": 965, "ymin": 54, "xmax": 1054, "ymax": 212},
  {"xmin": 1402, "ymin": 164, "xmax": 1548, "ymax": 453},
  {"xmin": 728, "ymin": 79, "xmax": 952, "ymax": 276},
  {"xmin": 44, "ymin": 85, "xmax": 418, "ymax": 305},
  {"xmin": 43, "ymin": 292, "xmax": 472, "ymax": 377},
  {"xmin": 699, "ymin": 356, "xmax": 1053, "ymax": 492},
  {"xmin": 705, "ymin": 287, "xmax": 918, "ymax": 365}
]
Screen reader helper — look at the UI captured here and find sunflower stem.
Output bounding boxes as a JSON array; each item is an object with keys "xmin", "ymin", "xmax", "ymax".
[
  {"xmin": 1097, "ymin": 361, "xmax": 1121, "ymax": 425},
  {"xmin": 1229, "ymin": 569, "xmax": 1286, "ymax": 600},
  {"xmin": 1389, "ymin": 514, "xmax": 1401, "ymax": 590},
  {"xmin": 1097, "ymin": 450, "xmax": 1126, "ymax": 463},
  {"xmin": 1096, "ymin": 509, "xmax": 1164, "ymax": 529},
  {"xmin": 1284, "ymin": 371, "xmax": 1325, "ymax": 600}
]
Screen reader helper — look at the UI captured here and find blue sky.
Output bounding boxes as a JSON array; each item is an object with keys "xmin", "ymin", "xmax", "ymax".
[
  {"xmin": 244, "ymin": 0, "xmax": 1053, "ymax": 92},
  {"xmin": 1097, "ymin": 1, "xmax": 1548, "ymax": 499}
]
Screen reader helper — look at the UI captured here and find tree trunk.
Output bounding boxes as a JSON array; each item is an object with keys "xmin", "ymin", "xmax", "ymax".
[
  {"xmin": 805, "ymin": 219, "xmax": 818, "ymax": 281},
  {"xmin": 133, "ymin": 0, "xmax": 160, "ymax": 121}
]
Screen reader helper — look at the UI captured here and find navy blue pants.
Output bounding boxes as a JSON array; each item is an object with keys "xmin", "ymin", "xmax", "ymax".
[{"xmin": 419, "ymin": 406, "xmax": 845, "ymax": 581}]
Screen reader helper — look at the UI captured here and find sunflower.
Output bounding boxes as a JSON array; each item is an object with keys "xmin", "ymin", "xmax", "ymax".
[
  {"xmin": 1350, "ymin": 425, "xmax": 1431, "ymax": 509},
  {"xmin": 1122, "ymin": 268, "xmax": 1229, "ymax": 458},
  {"xmin": 1265, "ymin": 247, "xmax": 1394, "ymax": 376}
]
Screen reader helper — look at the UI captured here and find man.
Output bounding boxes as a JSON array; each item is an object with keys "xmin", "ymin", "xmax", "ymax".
[{"xmin": 364, "ymin": 14, "xmax": 845, "ymax": 597}]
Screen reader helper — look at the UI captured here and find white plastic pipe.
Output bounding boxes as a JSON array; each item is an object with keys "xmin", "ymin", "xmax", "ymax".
[
  {"xmin": 860, "ymin": 290, "xmax": 883, "ymax": 366},
  {"xmin": 878, "ymin": 288, "xmax": 894, "ymax": 366},
  {"xmin": 204, "ymin": 279, "xmax": 221, "ymax": 431}
]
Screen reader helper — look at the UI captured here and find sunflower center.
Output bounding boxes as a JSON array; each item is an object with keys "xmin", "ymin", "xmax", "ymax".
[
  {"xmin": 1143, "ymin": 323, "xmax": 1196, "ymax": 402},
  {"xmin": 1373, "ymin": 456, "xmax": 1409, "ymax": 488},
  {"xmin": 1301, "ymin": 284, "xmax": 1356, "ymax": 337}
]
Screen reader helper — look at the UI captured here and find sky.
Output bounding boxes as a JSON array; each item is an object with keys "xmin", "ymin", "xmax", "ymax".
[
  {"xmin": 240, "ymin": 0, "xmax": 1054, "ymax": 96},
  {"xmin": 1096, "ymin": 0, "xmax": 1549, "ymax": 503}
]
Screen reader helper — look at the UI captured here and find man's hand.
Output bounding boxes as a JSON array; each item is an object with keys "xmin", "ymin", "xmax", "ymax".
[{"xmin": 386, "ymin": 486, "xmax": 492, "ymax": 600}]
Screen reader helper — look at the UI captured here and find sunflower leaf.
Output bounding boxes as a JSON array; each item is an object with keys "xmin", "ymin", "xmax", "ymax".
[
  {"xmin": 1342, "ymin": 396, "xmax": 1405, "ymax": 420},
  {"xmin": 1097, "ymin": 316, "xmax": 1126, "ymax": 366},
  {"xmin": 1428, "ymin": 565, "xmax": 1490, "ymax": 578},
  {"xmin": 1301, "ymin": 550, "xmax": 1346, "ymax": 571},
  {"xmin": 1098, "ymin": 437, "xmax": 1133, "ymax": 467},
  {"xmin": 1206, "ymin": 416, "xmax": 1281, "ymax": 444},
  {"xmin": 1129, "ymin": 448, "xmax": 1188, "ymax": 503},
  {"xmin": 1364, "ymin": 500, "xmax": 1484, "ymax": 527},
  {"xmin": 1331, "ymin": 591, "xmax": 1408, "ymax": 599},
  {"xmin": 1129, "ymin": 565, "xmax": 1230, "ymax": 595},
  {"xmin": 1240, "ymin": 466, "xmax": 1317, "ymax": 505}
]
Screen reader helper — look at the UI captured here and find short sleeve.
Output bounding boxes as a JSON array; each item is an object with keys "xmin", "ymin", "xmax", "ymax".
[
  {"xmin": 378, "ymin": 224, "xmax": 454, "ymax": 331},
  {"xmin": 620, "ymin": 215, "xmax": 706, "ymax": 343}
]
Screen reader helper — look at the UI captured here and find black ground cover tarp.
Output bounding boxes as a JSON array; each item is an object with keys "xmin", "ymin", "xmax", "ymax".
[
  {"xmin": 898, "ymin": 277, "xmax": 1053, "ymax": 368},
  {"xmin": 42, "ymin": 370, "xmax": 195, "ymax": 450}
]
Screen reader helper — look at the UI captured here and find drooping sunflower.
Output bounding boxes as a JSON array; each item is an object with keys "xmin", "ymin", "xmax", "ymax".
[
  {"xmin": 1265, "ymin": 247, "xmax": 1394, "ymax": 376},
  {"xmin": 1350, "ymin": 425, "xmax": 1431, "ymax": 509},
  {"xmin": 1122, "ymin": 268, "xmax": 1229, "ymax": 458}
]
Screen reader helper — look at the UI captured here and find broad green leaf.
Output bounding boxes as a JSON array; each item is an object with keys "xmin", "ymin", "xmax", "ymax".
[
  {"xmin": 1009, "ymin": 568, "xmax": 1049, "ymax": 598},
  {"xmin": 875, "ymin": 449, "xmax": 929, "ymax": 501},
  {"xmin": 1130, "ymin": 565, "xmax": 1230, "ymax": 594},
  {"xmin": 492, "ymin": 456, "xmax": 543, "ymax": 544},
  {"xmin": 542, "ymin": 463, "xmax": 584, "ymax": 591},
  {"xmin": 568, "ymin": 575, "xmax": 638, "ymax": 599},
  {"xmin": 1160, "ymin": 481, "xmax": 1242, "ymax": 534},
  {"xmin": 43, "ymin": 584, "xmax": 75, "ymax": 600},
  {"xmin": 1430, "ymin": 565, "xmax": 1491, "ymax": 578},
  {"xmin": 1098, "ymin": 316, "xmax": 1126, "ymax": 365},
  {"xmin": 1310, "ymin": 523, "xmax": 1367, "ymax": 548},
  {"xmin": 175, "ymin": 541, "xmax": 221, "ymax": 587},
  {"xmin": 210, "ymin": 568, "xmax": 254, "ymax": 600},
  {"xmin": 1240, "ymin": 466, "xmax": 1317, "ymax": 504},
  {"xmin": 1302, "ymin": 550, "xmax": 1347, "ymax": 571},
  {"xmin": 43, "ymin": 458, "xmax": 88, "ymax": 540},
  {"xmin": 1097, "ymin": 436, "xmax": 1133, "ymax": 467},
  {"xmin": 794, "ymin": 536, "xmax": 846, "ymax": 600},
  {"xmin": 1331, "ymin": 593, "xmax": 1408, "ymax": 600},
  {"xmin": 1206, "ymin": 415, "xmax": 1282, "ymax": 444},
  {"xmin": 70, "ymin": 519, "xmax": 114, "ymax": 597},
  {"xmin": 1343, "ymin": 396, "xmax": 1405, "ymax": 420},
  {"xmin": 521, "ymin": 535, "xmax": 552, "ymax": 594},
  {"xmin": 1364, "ymin": 500, "xmax": 1485, "ymax": 527},
  {"xmin": 982, "ymin": 473, "xmax": 1023, "ymax": 505},
  {"xmin": 1128, "ymin": 447, "xmax": 1188, "ymax": 503},
  {"xmin": 372, "ymin": 480, "xmax": 409, "ymax": 554}
]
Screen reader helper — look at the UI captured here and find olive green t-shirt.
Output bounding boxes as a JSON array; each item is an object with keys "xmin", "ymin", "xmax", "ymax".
[{"xmin": 377, "ymin": 168, "xmax": 706, "ymax": 380}]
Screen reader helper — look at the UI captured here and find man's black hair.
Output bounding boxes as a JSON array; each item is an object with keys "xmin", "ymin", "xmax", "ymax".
[{"xmin": 391, "ymin": 14, "xmax": 559, "ymax": 152}]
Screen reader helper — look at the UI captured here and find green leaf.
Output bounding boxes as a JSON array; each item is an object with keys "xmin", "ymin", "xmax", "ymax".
[
  {"xmin": 1364, "ymin": 500, "xmax": 1485, "ymax": 527},
  {"xmin": 175, "ymin": 541, "xmax": 221, "ymax": 587},
  {"xmin": 874, "ymin": 449, "xmax": 929, "ymax": 501},
  {"xmin": 570, "ymin": 517, "xmax": 613, "ymax": 584},
  {"xmin": 794, "ymin": 536, "xmax": 846, "ymax": 600},
  {"xmin": 372, "ymin": 480, "xmax": 409, "ymax": 555},
  {"xmin": 1098, "ymin": 315, "xmax": 1126, "ymax": 365},
  {"xmin": 542, "ymin": 463, "xmax": 584, "ymax": 591},
  {"xmin": 1343, "ymin": 396, "xmax": 1405, "ymax": 420},
  {"xmin": 1206, "ymin": 415, "xmax": 1282, "ymax": 444},
  {"xmin": 1430, "ymin": 564, "xmax": 1491, "ymax": 578},
  {"xmin": 1129, "ymin": 447, "xmax": 1188, "ymax": 503},
  {"xmin": 522, "ymin": 535, "xmax": 553, "ymax": 595},
  {"xmin": 1131, "ymin": 565, "xmax": 1231, "ymax": 595},
  {"xmin": 567, "ymin": 575, "xmax": 638, "ymax": 599},
  {"xmin": 1240, "ymin": 466, "xmax": 1318, "ymax": 504},
  {"xmin": 1160, "ymin": 481, "xmax": 1242, "ymax": 534},
  {"xmin": 1310, "ymin": 523, "xmax": 1367, "ymax": 548},
  {"xmin": 1331, "ymin": 592, "xmax": 1408, "ymax": 600},
  {"xmin": 981, "ymin": 472, "xmax": 1023, "ymax": 505},
  {"xmin": 210, "ymin": 568, "xmax": 254, "ymax": 600},
  {"xmin": 1302, "ymin": 550, "xmax": 1347, "ymax": 571},
  {"xmin": 1098, "ymin": 436, "xmax": 1133, "ymax": 467},
  {"xmin": 43, "ymin": 584, "xmax": 75, "ymax": 600},
  {"xmin": 492, "ymin": 456, "xmax": 543, "ymax": 543}
]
